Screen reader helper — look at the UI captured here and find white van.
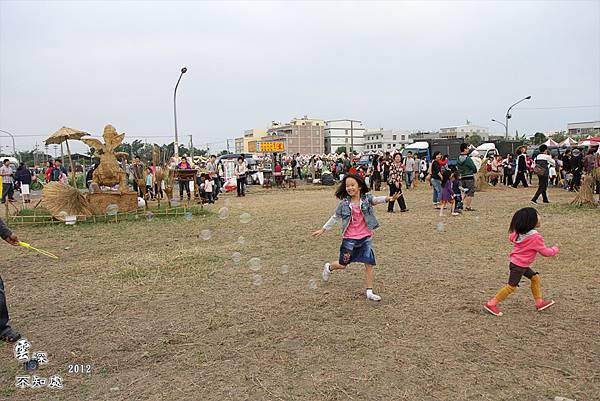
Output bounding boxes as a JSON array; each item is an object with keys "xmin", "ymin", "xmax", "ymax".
[
  {"xmin": 1, "ymin": 156, "xmax": 19, "ymax": 172},
  {"xmin": 475, "ymin": 143, "xmax": 498, "ymax": 159}
]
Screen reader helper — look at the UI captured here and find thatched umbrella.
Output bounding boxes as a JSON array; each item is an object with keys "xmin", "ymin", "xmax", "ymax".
[{"xmin": 45, "ymin": 127, "xmax": 88, "ymax": 187}]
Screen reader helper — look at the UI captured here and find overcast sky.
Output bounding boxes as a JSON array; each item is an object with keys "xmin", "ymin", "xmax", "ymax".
[{"xmin": 1, "ymin": 0, "xmax": 599, "ymax": 154}]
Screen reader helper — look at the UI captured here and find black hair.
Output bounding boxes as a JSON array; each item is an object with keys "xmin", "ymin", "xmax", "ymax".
[
  {"xmin": 334, "ymin": 174, "xmax": 369, "ymax": 199},
  {"xmin": 460, "ymin": 143, "xmax": 469, "ymax": 152},
  {"xmin": 452, "ymin": 171, "xmax": 460, "ymax": 180},
  {"xmin": 407, "ymin": 151, "xmax": 413, "ymax": 155},
  {"xmin": 55, "ymin": 159, "xmax": 62, "ymax": 163},
  {"xmin": 508, "ymin": 207, "xmax": 539, "ymax": 234},
  {"xmin": 3, "ymin": 159, "xmax": 9, "ymax": 163},
  {"xmin": 432, "ymin": 151, "xmax": 441, "ymax": 158},
  {"xmin": 539, "ymin": 144, "xmax": 548, "ymax": 153},
  {"xmin": 441, "ymin": 169, "xmax": 452, "ymax": 186},
  {"xmin": 237, "ymin": 156, "xmax": 244, "ymax": 161}
]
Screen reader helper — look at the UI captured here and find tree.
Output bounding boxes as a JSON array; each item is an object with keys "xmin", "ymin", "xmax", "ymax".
[
  {"xmin": 218, "ymin": 149, "xmax": 230, "ymax": 156},
  {"xmin": 550, "ymin": 132, "xmax": 566, "ymax": 143},
  {"xmin": 533, "ymin": 132, "xmax": 547, "ymax": 145},
  {"xmin": 335, "ymin": 146, "xmax": 347, "ymax": 154},
  {"xmin": 466, "ymin": 134, "xmax": 482, "ymax": 147}
]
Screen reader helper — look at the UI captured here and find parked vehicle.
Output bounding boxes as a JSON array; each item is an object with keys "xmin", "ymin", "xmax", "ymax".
[{"xmin": 475, "ymin": 143, "xmax": 498, "ymax": 159}]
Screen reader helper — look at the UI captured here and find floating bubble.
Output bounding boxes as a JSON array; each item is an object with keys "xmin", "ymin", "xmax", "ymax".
[
  {"xmin": 218, "ymin": 207, "xmax": 230, "ymax": 220},
  {"xmin": 237, "ymin": 236, "xmax": 245, "ymax": 246},
  {"xmin": 240, "ymin": 212, "xmax": 252, "ymax": 224},
  {"xmin": 224, "ymin": 198, "xmax": 231, "ymax": 207},
  {"xmin": 171, "ymin": 199, "xmax": 180, "ymax": 207},
  {"xmin": 145, "ymin": 211, "xmax": 155, "ymax": 222},
  {"xmin": 252, "ymin": 274, "xmax": 263, "ymax": 286},
  {"xmin": 58, "ymin": 211, "xmax": 68, "ymax": 219},
  {"xmin": 248, "ymin": 257, "xmax": 261, "ymax": 272},
  {"xmin": 106, "ymin": 204, "xmax": 119, "ymax": 216},
  {"xmin": 475, "ymin": 216, "xmax": 480, "ymax": 223},
  {"xmin": 184, "ymin": 211, "xmax": 193, "ymax": 221},
  {"xmin": 64, "ymin": 215, "xmax": 76, "ymax": 225},
  {"xmin": 231, "ymin": 252, "xmax": 242, "ymax": 264},
  {"xmin": 436, "ymin": 222, "xmax": 445, "ymax": 232},
  {"xmin": 279, "ymin": 264, "xmax": 289, "ymax": 274},
  {"xmin": 308, "ymin": 279, "xmax": 317, "ymax": 290},
  {"xmin": 200, "ymin": 229, "xmax": 212, "ymax": 241}
]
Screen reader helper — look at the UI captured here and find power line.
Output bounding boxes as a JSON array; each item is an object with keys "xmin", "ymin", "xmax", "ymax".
[{"xmin": 515, "ymin": 105, "xmax": 600, "ymax": 110}]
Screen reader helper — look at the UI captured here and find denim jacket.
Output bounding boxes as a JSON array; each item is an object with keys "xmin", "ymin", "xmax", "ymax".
[{"xmin": 323, "ymin": 194, "xmax": 386, "ymax": 235}]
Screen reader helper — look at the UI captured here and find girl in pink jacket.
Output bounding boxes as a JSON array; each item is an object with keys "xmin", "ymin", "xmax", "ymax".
[{"xmin": 484, "ymin": 207, "xmax": 559, "ymax": 316}]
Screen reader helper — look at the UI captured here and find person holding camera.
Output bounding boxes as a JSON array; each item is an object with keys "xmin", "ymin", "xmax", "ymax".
[{"xmin": 0, "ymin": 217, "xmax": 22, "ymax": 342}]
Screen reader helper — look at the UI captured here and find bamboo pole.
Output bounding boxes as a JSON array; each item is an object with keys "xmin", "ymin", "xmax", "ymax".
[{"xmin": 65, "ymin": 140, "xmax": 77, "ymax": 188}]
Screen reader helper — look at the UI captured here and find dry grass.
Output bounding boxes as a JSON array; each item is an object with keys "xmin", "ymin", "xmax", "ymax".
[{"xmin": 0, "ymin": 183, "xmax": 598, "ymax": 400}]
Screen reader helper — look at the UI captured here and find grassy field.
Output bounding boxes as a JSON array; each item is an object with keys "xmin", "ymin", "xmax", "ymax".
[{"xmin": 0, "ymin": 183, "xmax": 598, "ymax": 400}]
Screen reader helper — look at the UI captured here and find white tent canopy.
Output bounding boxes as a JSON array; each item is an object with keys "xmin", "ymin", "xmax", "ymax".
[
  {"xmin": 542, "ymin": 138, "xmax": 559, "ymax": 147},
  {"xmin": 559, "ymin": 137, "xmax": 577, "ymax": 147}
]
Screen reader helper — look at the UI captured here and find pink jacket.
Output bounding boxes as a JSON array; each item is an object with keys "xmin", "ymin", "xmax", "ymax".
[{"xmin": 509, "ymin": 230, "xmax": 559, "ymax": 267}]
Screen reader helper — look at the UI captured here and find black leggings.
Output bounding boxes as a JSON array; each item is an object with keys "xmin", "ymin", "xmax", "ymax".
[
  {"xmin": 388, "ymin": 182, "xmax": 407, "ymax": 212},
  {"xmin": 513, "ymin": 172, "xmax": 528, "ymax": 188},
  {"xmin": 531, "ymin": 175, "xmax": 549, "ymax": 203}
]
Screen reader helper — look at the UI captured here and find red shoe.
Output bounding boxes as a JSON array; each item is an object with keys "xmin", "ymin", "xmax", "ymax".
[
  {"xmin": 536, "ymin": 300, "xmax": 555, "ymax": 311},
  {"xmin": 484, "ymin": 303, "xmax": 503, "ymax": 316}
]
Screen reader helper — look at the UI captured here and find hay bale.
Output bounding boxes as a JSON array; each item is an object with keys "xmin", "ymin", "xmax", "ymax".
[
  {"xmin": 43, "ymin": 182, "xmax": 93, "ymax": 219},
  {"xmin": 571, "ymin": 175, "xmax": 597, "ymax": 207}
]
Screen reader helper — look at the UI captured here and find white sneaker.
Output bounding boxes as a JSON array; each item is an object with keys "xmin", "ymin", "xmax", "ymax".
[
  {"xmin": 322, "ymin": 263, "xmax": 331, "ymax": 282},
  {"xmin": 367, "ymin": 292, "xmax": 381, "ymax": 301}
]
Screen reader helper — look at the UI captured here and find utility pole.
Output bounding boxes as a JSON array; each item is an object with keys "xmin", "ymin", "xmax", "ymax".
[
  {"xmin": 350, "ymin": 120, "xmax": 353, "ymax": 153},
  {"xmin": 33, "ymin": 143, "xmax": 39, "ymax": 167},
  {"xmin": 189, "ymin": 135, "xmax": 194, "ymax": 160}
]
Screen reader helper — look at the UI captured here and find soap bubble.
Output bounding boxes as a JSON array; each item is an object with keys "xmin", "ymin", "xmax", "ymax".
[
  {"xmin": 240, "ymin": 212, "xmax": 252, "ymax": 224},
  {"xmin": 436, "ymin": 222, "xmax": 445, "ymax": 232},
  {"xmin": 200, "ymin": 229, "xmax": 212, "ymax": 241},
  {"xmin": 237, "ymin": 236, "xmax": 245, "ymax": 246},
  {"xmin": 58, "ymin": 211, "xmax": 68, "ymax": 219},
  {"xmin": 248, "ymin": 257, "xmax": 261, "ymax": 272},
  {"xmin": 224, "ymin": 198, "xmax": 231, "ymax": 207},
  {"xmin": 308, "ymin": 279, "xmax": 317, "ymax": 290},
  {"xmin": 218, "ymin": 207, "xmax": 230, "ymax": 220},
  {"xmin": 65, "ymin": 215, "xmax": 76, "ymax": 225},
  {"xmin": 171, "ymin": 199, "xmax": 179, "ymax": 207},
  {"xmin": 475, "ymin": 216, "xmax": 480, "ymax": 223},
  {"xmin": 252, "ymin": 274, "xmax": 263, "ymax": 286},
  {"xmin": 145, "ymin": 211, "xmax": 155, "ymax": 222},
  {"xmin": 106, "ymin": 204, "xmax": 119, "ymax": 216},
  {"xmin": 231, "ymin": 252, "xmax": 242, "ymax": 264},
  {"xmin": 279, "ymin": 264, "xmax": 289, "ymax": 274},
  {"xmin": 184, "ymin": 211, "xmax": 193, "ymax": 221}
]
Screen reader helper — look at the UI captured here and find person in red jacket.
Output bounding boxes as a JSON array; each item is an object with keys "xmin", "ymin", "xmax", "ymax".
[{"xmin": 484, "ymin": 207, "xmax": 559, "ymax": 316}]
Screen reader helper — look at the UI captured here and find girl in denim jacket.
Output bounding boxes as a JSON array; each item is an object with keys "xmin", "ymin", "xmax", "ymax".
[{"xmin": 312, "ymin": 174, "xmax": 401, "ymax": 301}]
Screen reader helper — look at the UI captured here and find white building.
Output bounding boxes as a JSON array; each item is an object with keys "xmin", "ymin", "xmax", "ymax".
[
  {"xmin": 234, "ymin": 137, "xmax": 244, "ymax": 153},
  {"xmin": 439, "ymin": 122, "xmax": 489, "ymax": 140},
  {"xmin": 567, "ymin": 121, "xmax": 600, "ymax": 137},
  {"xmin": 324, "ymin": 119, "xmax": 366, "ymax": 154},
  {"xmin": 364, "ymin": 129, "xmax": 412, "ymax": 153}
]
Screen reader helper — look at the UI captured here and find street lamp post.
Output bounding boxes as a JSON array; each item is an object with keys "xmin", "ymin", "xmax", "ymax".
[
  {"xmin": 491, "ymin": 118, "xmax": 507, "ymax": 133},
  {"xmin": 173, "ymin": 67, "xmax": 188, "ymax": 159},
  {"xmin": 504, "ymin": 96, "xmax": 531, "ymax": 140},
  {"xmin": 0, "ymin": 129, "xmax": 18, "ymax": 161}
]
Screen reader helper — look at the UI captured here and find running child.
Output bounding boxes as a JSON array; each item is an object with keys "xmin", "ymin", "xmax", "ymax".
[
  {"xmin": 439, "ymin": 170, "xmax": 459, "ymax": 216},
  {"xmin": 484, "ymin": 207, "xmax": 559, "ymax": 316},
  {"xmin": 312, "ymin": 174, "xmax": 401, "ymax": 301}
]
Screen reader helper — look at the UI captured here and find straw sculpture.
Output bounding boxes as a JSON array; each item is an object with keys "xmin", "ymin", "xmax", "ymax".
[
  {"xmin": 43, "ymin": 182, "xmax": 93, "ymax": 219},
  {"xmin": 81, "ymin": 125, "xmax": 129, "ymax": 192}
]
